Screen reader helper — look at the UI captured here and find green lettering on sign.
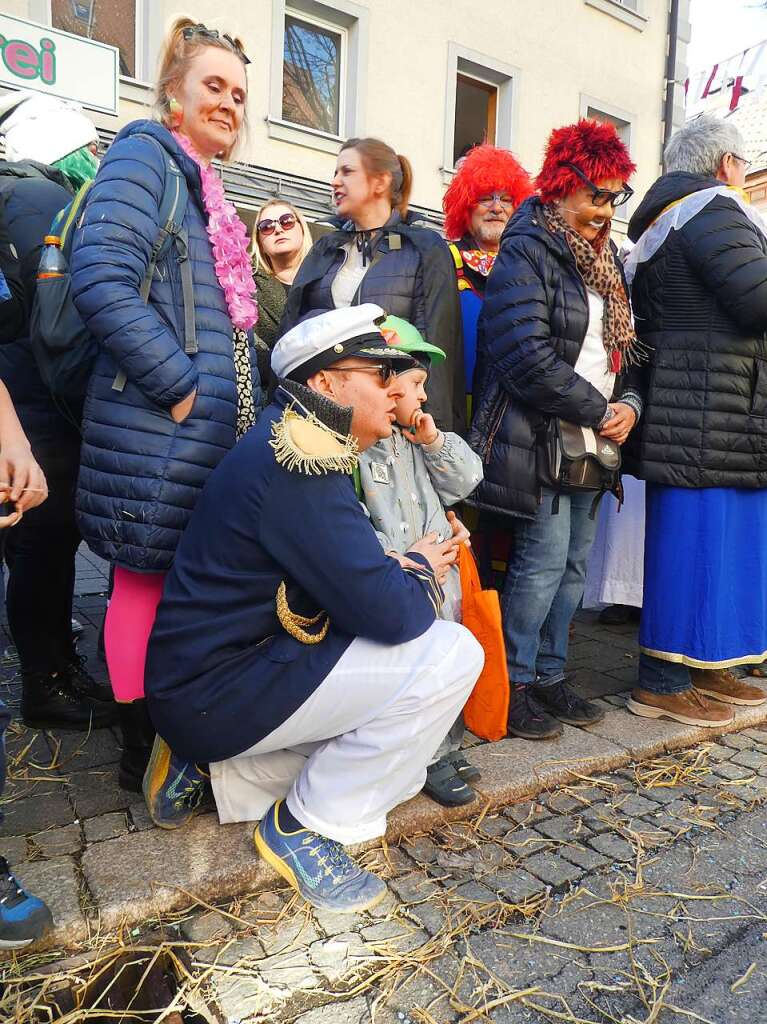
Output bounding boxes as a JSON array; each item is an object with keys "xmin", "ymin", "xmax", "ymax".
[{"xmin": 0, "ymin": 33, "xmax": 57, "ymax": 86}]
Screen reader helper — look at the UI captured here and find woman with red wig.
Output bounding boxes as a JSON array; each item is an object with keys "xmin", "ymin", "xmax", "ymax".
[
  {"xmin": 469, "ymin": 119, "xmax": 642, "ymax": 740},
  {"xmin": 442, "ymin": 145, "xmax": 534, "ymax": 393}
]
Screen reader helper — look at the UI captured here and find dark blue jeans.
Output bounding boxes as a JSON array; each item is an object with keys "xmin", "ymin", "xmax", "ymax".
[
  {"xmin": 501, "ymin": 488, "xmax": 601, "ymax": 685},
  {"xmin": 637, "ymin": 652, "xmax": 691, "ymax": 694}
]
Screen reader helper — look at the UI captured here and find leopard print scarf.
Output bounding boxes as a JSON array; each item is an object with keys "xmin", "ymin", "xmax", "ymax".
[{"xmin": 543, "ymin": 203, "xmax": 645, "ymax": 371}]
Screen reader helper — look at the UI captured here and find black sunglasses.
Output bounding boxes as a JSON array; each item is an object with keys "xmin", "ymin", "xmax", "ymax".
[
  {"xmin": 182, "ymin": 24, "xmax": 251, "ymax": 65},
  {"xmin": 257, "ymin": 212, "xmax": 298, "ymax": 235},
  {"xmin": 562, "ymin": 162, "xmax": 634, "ymax": 208},
  {"xmin": 325, "ymin": 363, "xmax": 396, "ymax": 385}
]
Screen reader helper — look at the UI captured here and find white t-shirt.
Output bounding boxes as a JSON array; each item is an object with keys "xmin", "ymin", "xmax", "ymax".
[
  {"xmin": 331, "ymin": 241, "xmax": 369, "ymax": 308},
  {"xmin": 574, "ymin": 290, "xmax": 615, "ymax": 401}
]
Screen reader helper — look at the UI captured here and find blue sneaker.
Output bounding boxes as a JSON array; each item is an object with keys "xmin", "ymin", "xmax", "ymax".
[
  {"xmin": 143, "ymin": 735, "xmax": 210, "ymax": 830},
  {"xmin": 0, "ymin": 858, "xmax": 53, "ymax": 948},
  {"xmin": 254, "ymin": 801, "xmax": 387, "ymax": 913}
]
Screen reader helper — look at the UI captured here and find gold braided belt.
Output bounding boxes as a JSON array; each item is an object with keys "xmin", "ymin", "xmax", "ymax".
[{"xmin": 276, "ymin": 581, "xmax": 330, "ymax": 644}]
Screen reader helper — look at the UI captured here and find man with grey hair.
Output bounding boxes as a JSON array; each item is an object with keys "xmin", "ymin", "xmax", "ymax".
[{"xmin": 620, "ymin": 113, "xmax": 767, "ymax": 725}]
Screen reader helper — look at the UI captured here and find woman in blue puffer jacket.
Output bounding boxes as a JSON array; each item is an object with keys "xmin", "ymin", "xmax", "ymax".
[{"xmin": 70, "ymin": 18, "xmax": 259, "ymax": 795}]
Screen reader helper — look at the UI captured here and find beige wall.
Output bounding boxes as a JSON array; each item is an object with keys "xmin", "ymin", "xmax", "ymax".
[{"xmin": 5, "ymin": 0, "xmax": 670, "ymax": 220}]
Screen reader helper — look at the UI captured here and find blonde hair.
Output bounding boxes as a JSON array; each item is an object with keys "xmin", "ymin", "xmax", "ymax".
[
  {"xmin": 251, "ymin": 200, "xmax": 313, "ymax": 276},
  {"xmin": 340, "ymin": 137, "xmax": 414, "ymax": 218},
  {"xmin": 155, "ymin": 16, "xmax": 249, "ymax": 161}
]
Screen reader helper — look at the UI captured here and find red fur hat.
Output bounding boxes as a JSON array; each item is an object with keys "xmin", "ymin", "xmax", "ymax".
[
  {"xmin": 535, "ymin": 119, "xmax": 635, "ymax": 204},
  {"xmin": 443, "ymin": 144, "xmax": 534, "ymax": 241}
]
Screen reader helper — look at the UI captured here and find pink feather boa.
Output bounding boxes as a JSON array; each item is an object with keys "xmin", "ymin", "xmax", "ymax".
[{"xmin": 173, "ymin": 131, "xmax": 257, "ymax": 331}]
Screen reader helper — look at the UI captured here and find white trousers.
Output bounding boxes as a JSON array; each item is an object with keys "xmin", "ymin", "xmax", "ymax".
[{"xmin": 210, "ymin": 620, "xmax": 483, "ymax": 845}]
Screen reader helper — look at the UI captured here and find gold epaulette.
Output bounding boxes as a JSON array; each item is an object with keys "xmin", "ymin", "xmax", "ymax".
[
  {"xmin": 276, "ymin": 581, "xmax": 329, "ymax": 644},
  {"xmin": 269, "ymin": 407, "xmax": 359, "ymax": 476}
]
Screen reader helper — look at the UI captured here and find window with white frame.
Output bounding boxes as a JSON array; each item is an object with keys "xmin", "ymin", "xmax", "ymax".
[
  {"xmin": 47, "ymin": 0, "xmax": 158, "ymax": 84},
  {"xmin": 269, "ymin": 0, "xmax": 368, "ymax": 153},
  {"xmin": 51, "ymin": 0, "xmax": 137, "ymax": 78},
  {"xmin": 282, "ymin": 10, "xmax": 345, "ymax": 135},
  {"xmin": 443, "ymin": 45, "xmax": 520, "ymax": 178},
  {"xmin": 583, "ymin": 0, "xmax": 646, "ymax": 31}
]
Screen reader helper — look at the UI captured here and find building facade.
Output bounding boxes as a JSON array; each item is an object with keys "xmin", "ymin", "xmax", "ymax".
[{"xmin": 1, "ymin": 0, "xmax": 690, "ymax": 234}]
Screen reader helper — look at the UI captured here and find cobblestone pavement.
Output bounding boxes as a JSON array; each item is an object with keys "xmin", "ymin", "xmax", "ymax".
[
  {"xmin": 3, "ymin": 551, "xmax": 767, "ymax": 1022},
  {"xmin": 4, "ymin": 737, "xmax": 767, "ymax": 1023}
]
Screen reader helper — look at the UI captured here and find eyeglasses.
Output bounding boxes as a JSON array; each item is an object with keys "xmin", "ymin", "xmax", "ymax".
[
  {"xmin": 257, "ymin": 212, "xmax": 298, "ymax": 235},
  {"xmin": 325, "ymin": 363, "xmax": 395, "ymax": 385},
  {"xmin": 476, "ymin": 193, "xmax": 515, "ymax": 209},
  {"xmin": 730, "ymin": 152, "xmax": 753, "ymax": 171},
  {"xmin": 562, "ymin": 162, "xmax": 634, "ymax": 208},
  {"xmin": 182, "ymin": 24, "xmax": 251, "ymax": 65}
]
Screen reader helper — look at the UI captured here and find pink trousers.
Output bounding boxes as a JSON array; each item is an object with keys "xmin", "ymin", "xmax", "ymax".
[{"xmin": 104, "ymin": 566, "xmax": 166, "ymax": 703}]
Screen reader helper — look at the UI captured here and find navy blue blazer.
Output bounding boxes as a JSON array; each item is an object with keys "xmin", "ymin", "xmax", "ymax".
[{"xmin": 145, "ymin": 391, "xmax": 442, "ymax": 763}]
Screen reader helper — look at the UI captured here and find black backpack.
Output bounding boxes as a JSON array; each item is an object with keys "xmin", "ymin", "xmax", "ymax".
[{"xmin": 29, "ymin": 134, "xmax": 197, "ymax": 416}]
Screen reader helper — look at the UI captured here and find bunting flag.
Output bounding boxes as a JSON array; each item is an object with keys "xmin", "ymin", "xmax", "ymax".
[{"xmin": 687, "ymin": 39, "xmax": 767, "ymax": 114}]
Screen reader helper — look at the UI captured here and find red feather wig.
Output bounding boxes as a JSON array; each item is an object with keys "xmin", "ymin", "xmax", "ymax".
[
  {"xmin": 535, "ymin": 119, "xmax": 636, "ymax": 203},
  {"xmin": 443, "ymin": 144, "xmax": 534, "ymax": 241}
]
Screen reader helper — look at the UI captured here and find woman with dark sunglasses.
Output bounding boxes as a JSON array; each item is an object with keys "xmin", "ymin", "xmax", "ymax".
[
  {"xmin": 470, "ymin": 119, "xmax": 642, "ymax": 741},
  {"xmin": 251, "ymin": 200, "xmax": 312, "ymax": 384}
]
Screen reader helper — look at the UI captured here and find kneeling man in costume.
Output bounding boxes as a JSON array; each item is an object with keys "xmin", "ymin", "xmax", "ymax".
[{"xmin": 144, "ymin": 305, "xmax": 484, "ymax": 913}]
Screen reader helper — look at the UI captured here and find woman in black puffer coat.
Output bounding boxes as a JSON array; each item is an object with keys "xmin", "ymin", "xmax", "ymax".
[
  {"xmin": 470, "ymin": 120, "xmax": 640, "ymax": 741},
  {"xmin": 281, "ymin": 137, "xmax": 464, "ymax": 432},
  {"xmin": 621, "ymin": 113, "xmax": 767, "ymax": 718}
]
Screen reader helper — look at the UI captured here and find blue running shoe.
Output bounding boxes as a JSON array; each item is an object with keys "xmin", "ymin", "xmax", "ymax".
[
  {"xmin": 143, "ymin": 735, "xmax": 210, "ymax": 830},
  {"xmin": 0, "ymin": 858, "xmax": 53, "ymax": 948},
  {"xmin": 254, "ymin": 801, "xmax": 387, "ymax": 913}
]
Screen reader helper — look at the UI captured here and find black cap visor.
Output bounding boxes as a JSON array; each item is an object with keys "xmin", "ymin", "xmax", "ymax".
[{"xmin": 289, "ymin": 332, "xmax": 415, "ymax": 384}]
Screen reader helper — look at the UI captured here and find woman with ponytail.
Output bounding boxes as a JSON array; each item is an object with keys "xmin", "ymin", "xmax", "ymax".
[
  {"xmin": 69, "ymin": 18, "xmax": 260, "ymax": 819},
  {"xmin": 281, "ymin": 138, "xmax": 464, "ymax": 431}
]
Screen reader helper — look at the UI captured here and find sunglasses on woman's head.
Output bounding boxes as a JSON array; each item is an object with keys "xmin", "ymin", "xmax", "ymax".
[
  {"xmin": 257, "ymin": 213, "xmax": 298, "ymax": 235},
  {"xmin": 561, "ymin": 162, "xmax": 634, "ymax": 208},
  {"xmin": 182, "ymin": 24, "xmax": 251, "ymax": 65}
]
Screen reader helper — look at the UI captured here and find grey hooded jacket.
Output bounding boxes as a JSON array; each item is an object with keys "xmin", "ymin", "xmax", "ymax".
[{"xmin": 359, "ymin": 426, "xmax": 483, "ymax": 621}]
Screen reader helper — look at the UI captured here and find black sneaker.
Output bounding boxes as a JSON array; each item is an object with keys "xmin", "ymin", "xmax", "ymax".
[
  {"xmin": 22, "ymin": 672, "xmax": 117, "ymax": 731},
  {"xmin": 423, "ymin": 758, "xmax": 476, "ymax": 807},
  {"xmin": 533, "ymin": 674, "xmax": 605, "ymax": 727},
  {"xmin": 447, "ymin": 751, "xmax": 482, "ymax": 784},
  {"xmin": 66, "ymin": 653, "xmax": 114, "ymax": 705},
  {"xmin": 0, "ymin": 858, "xmax": 53, "ymax": 949},
  {"xmin": 507, "ymin": 684, "xmax": 563, "ymax": 740}
]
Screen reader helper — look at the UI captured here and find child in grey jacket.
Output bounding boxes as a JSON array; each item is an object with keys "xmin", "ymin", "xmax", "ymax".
[{"xmin": 358, "ymin": 316, "xmax": 484, "ymax": 806}]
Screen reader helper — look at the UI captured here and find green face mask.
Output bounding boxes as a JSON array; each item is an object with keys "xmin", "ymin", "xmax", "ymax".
[{"xmin": 53, "ymin": 145, "xmax": 99, "ymax": 190}]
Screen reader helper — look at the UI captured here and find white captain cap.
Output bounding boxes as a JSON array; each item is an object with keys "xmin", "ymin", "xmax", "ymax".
[{"xmin": 271, "ymin": 304, "xmax": 415, "ymax": 383}]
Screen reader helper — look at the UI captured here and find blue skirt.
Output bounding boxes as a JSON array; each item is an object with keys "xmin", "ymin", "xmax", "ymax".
[{"xmin": 640, "ymin": 484, "xmax": 767, "ymax": 668}]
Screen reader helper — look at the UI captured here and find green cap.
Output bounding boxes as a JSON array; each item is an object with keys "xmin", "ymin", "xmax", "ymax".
[{"xmin": 381, "ymin": 315, "xmax": 446, "ymax": 365}]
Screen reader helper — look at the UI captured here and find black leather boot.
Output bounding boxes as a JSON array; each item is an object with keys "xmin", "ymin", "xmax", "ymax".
[
  {"xmin": 22, "ymin": 672, "xmax": 117, "ymax": 731},
  {"xmin": 117, "ymin": 700, "xmax": 155, "ymax": 792},
  {"xmin": 65, "ymin": 653, "xmax": 115, "ymax": 705}
]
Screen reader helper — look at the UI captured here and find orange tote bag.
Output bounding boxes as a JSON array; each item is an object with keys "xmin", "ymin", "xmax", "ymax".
[{"xmin": 458, "ymin": 544, "xmax": 510, "ymax": 741}]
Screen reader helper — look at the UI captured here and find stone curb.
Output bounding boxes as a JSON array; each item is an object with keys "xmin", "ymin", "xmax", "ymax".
[{"xmin": 19, "ymin": 689, "xmax": 767, "ymax": 954}]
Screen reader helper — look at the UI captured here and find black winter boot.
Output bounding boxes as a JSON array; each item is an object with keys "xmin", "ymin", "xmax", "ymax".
[
  {"xmin": 65, "ymin": 653, "xmax": 114, "ymax": 705},
  {"xmin": 507, "ymin": 684, "xmax": 563, "ymax": 740},
  {"xmin": 22, "ymin": 672, "xmax": 117, "ymax": 731},
  {"xmin": 117, "ymin": 700, "xmax": 155, "ymax": 792},
  {"xmin": 533, "ymin": 673, "xmax": 605, "ymax": 727}
]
